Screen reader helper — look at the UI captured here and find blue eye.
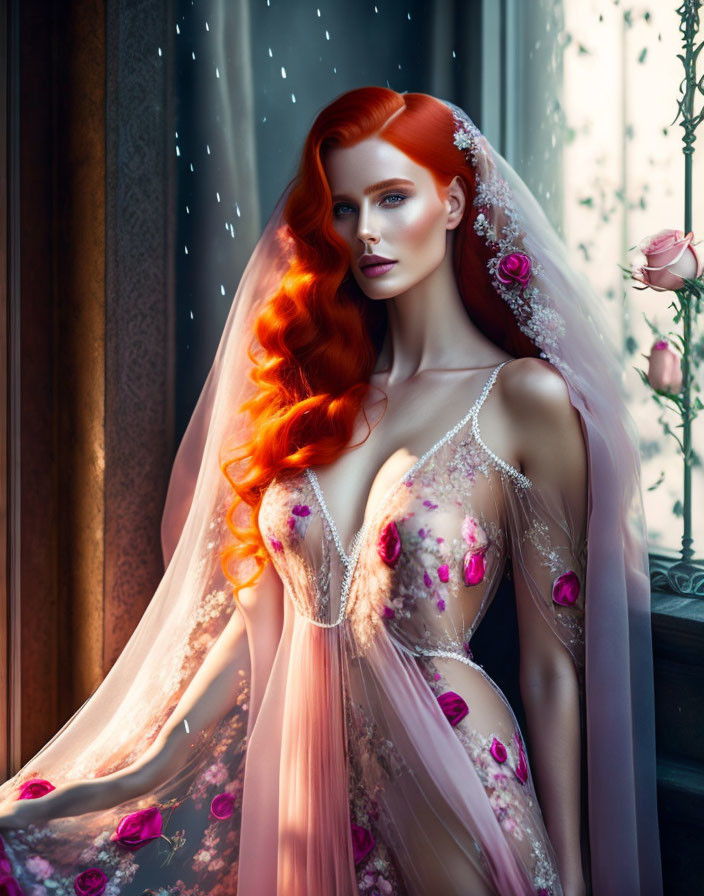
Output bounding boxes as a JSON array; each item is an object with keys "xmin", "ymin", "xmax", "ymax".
[
  {"xmin": 332, "ymin": 193, "xmax": 408, "ymax": 219},
  {"xmin": 382, "ymin": 192, "xmax": 407, "ymax": 205}
]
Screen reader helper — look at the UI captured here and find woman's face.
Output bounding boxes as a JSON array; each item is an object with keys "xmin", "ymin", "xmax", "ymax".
[{"xmin": 323, "ymin": 136, "xmax": 463, "ymax": 300}]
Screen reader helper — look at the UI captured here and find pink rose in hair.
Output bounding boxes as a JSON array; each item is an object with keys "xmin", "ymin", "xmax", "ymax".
[
  {"xmin": 109, "ymin": 807, "xmax": 163, "ymax": 851},
  {"xmin": 631, "ymin": 229, "xmax": 703, "ymax": 291},
  {"xmin": 17, "ymin": 778, "xmax": 55, "ymax": 800},
  {"xmin": 646, "ymin": 339, "xmax": 683, "ymax": 395},
  {"xmin": 496, "ymin": 252, "xmax": 532, "ymax": 289},
  {"xmin": 377, "ymin": 520, "xmax": 402, "ymax": 567},
  {"xmin": 73, "ymin": 868, "xmax": 108, "ymax": 896}
]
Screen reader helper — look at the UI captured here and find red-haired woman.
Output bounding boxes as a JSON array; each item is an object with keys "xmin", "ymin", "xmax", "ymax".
[{"xmin": 0, "ymin": 89, "xmax": 661, "ymax": 896}]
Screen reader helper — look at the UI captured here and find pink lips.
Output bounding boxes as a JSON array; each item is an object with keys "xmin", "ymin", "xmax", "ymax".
[{"xmin": 359, "ymin": 254, "xmax": 397, "ymax": 278}]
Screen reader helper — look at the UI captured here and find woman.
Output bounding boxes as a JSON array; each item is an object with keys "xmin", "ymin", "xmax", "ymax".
[{"xmin": 0, "ymin": 88, "xmax": 661, "ymax": 896}]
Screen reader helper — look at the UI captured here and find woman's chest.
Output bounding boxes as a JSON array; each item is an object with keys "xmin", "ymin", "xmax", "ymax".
[{"xmin": 258, "ymin": 434, "xmax": 513, "ymax": 643}]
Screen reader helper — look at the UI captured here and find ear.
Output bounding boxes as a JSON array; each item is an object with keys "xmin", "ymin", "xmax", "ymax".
[{"xmin": 445, "ymin": 176, "xmax": 466, "ymax": 231}]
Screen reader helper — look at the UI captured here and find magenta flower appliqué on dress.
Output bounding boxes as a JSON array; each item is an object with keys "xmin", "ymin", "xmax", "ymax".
[
  {"xmin": 437, "ymin": 691, "xmax": 469, "ymax": 726},
  {"xmin": 377, "ymin": 520, "xmax": 402, "ymax": 567},
  {"xmin": 110, "ymin": 807, "xmax": 163, "ymax": 851},
  {"xmin": 210, "ymin": 792, "xmax": 236, "ymax": 820},
  {"xmin": 463, "ymin": 548, "xmax": 488, "ymax": 586},
  {"xmin": 73, "ymin": 867, "xmax": 109, "ymax": 896},
  {"xmin": 490, "ymin": 737, "xmax": 508, "ymax": 763},
  {"xmin": 292, "ymin": 503, "xmax": 310, "ymax": 517},
  {"xmin": 437, "ymin": 564, "xmax": 450, "ymax": 583},
  {"xmin": 16, "ymin": 778, "xmax": 55, "ymax": 799},
  {"xmin": 514, "ymin": 733, "xmax": 529, "ymax": 784},
  {"xmin": 551, "ymin": 570, "xmax": 580, "ymax": 606},
  {"xmin": 350, "ymin": 822, "xmax": 375, "ymax": 865}
]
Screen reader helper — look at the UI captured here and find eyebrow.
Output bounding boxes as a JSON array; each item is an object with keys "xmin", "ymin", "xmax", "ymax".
[{"xmin": 332, "ymin": 177, "xmax": 415, "ymax": 201}]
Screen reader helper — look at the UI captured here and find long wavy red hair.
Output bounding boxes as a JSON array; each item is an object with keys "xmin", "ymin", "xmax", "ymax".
[{"xmin": 221, "ymin": 86, "xmax": 538, "ymax": 594}]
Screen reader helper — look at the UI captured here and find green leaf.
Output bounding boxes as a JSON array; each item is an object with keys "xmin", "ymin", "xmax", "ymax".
[
  {"xmin": 638, "ymin": 47, "xmax": 647, "ymax": 63},
  {"xmin": 673, "ymin": 500, "xmax": 683, "ymax": 517},
  {"xmin": 578, "ymin": 196, "xmax": 594, "ymax": 207}
]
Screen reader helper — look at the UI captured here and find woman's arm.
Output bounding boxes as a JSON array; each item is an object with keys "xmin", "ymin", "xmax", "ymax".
[
  {"xmin": 503, "ymin": 358, "xmax": 588, "ymax": 896},
  {"xmin": 0, "ymin": 562, "xmax": 282, "ymax": 828}
]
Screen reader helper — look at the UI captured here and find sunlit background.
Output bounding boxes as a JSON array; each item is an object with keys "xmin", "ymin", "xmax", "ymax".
[{"xmin": 170, "ymin": 0, "xmax": 702, "ymax": 557}]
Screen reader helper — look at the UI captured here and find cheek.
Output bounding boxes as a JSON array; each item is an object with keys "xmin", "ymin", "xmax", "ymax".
[{"xmin": 395, "ymin": 203, "xmax": 447, "ymax": 255}]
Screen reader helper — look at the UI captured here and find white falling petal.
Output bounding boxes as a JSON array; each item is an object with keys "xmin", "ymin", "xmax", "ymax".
[
  {"xmin": 207, "ymin": 144, "xmax": 211, "ymax": 154},
  {"xmin": 230, "ymin": 224, "xmax": 235, "ymax": 238},
  {"xmin": 268, "ymin": 47, "xmax": 273, "ymax": 57},
  {"xmin": 184, "ymin": 245, "xmax": 189, "ymax": 255},
  {"xmin": 215, "ymin": 67, "xmax": 220, "ymax": 78},
  {"xmin": 184, "ymin": 719, "xmax": 190, "ymax": 733},
  {"xmin": 220, "ymin": 284, "xmax": 226, "ymax": 296},
  {"xmin": 176, "ymin": 23, "xmax": 180, "ymax": 34},
  {"xmin": 176, "ymin": 146, "xmax": 180, "ymax": 156},
  {"xmin": 190, "ymin": 163, "xmax": 194, "ymax": 172},
  {"xmin": 186, "ymin": 205, "xmax": 190, "ymax": 214},
  {"xmin": 374, "ymin": 5, "xmax": 378, "ymax": 11},
  {"xmin": 317, "ymin": 8, "xmax": 321, "ymax": 15},
  {"xmin": 205, "ymin": 21, "xmax": 209, "ymax": 31},
  {"xmin": 452, "ymin": 50, "xmax": 456, "ymax": 58},
  {"xmin": 216, "ymin": 192, "xmax": 221, "ymax": 202},
  {"xmin": 235, "ymin": 202, "xmax": 241, "ymax": 217},
  {"xmin": 407, "ymin": 12, "xmax": 411, "ymax": 20},
  {"xmin": 291, "ymin": 93, "xmax": 296, "ymax": 103},
  {"xmin": 158, "ymin": 47, "xmax": 162, "ymax": 56},
  {"xmin": 189, "ymin": 310, "xmax": 194, "ymax": 319},
  {"xmin": 262, "ymin": 116, "xmax": 267, "ymax": 122},
  {"xmin": 192, "ymin": 51, "xmax": 196, "ymax": 60},
  {"xmin": 333, "ymin": 67, "xmax": 337, "ymax": 74},
  {"xmin": 325, "ymin": 30, "xmax": 330, "ymax": 39},
  {"xmin": 281, "ymin": 66, "xmax": 287, "ymax": 79}
]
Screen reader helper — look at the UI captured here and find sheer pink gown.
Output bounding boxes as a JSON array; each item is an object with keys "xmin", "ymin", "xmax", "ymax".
[{"xmin": 250, "ymin": 360, "xmax": 587, "ymax": 896}]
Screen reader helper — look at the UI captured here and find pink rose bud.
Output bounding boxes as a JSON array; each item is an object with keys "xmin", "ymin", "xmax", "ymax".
[
  {"xmin": 647, "ymin": 339, "xmax": 683, "ymax": 394},
  {"xmin": 73, "ymin": 868, "xmax": 109, "ymax": 896},
  {"xmin": 551, "ymin": 570, "xmax": 580, "ymax": 607},
  {"xmin": 17, "ymin": 778, "xmax": 55, "ymax": 800},
  {"xmin": 350, "ymin": 822, "xmax": 375, "ymax": 865},
  {"xmin": 377, "ymin": 520, "xmax": 402, "ymax": 567},
  {"xmin": 631, "ymin": 229, "xmax": 704, "ymax": 292},
  {"xmin": 110, "ymin": 807, "xmax": 163, "ymax": 851}
]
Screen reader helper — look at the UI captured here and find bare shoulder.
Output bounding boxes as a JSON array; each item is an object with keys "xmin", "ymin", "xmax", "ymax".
[{"xmin": 497, "ymin": 357, "xmax": 587, "ymax": 482}]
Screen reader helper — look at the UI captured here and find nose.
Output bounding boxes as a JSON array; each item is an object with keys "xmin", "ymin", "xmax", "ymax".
[{"xmin": 356, "ymin": 203, "xmax": 380, "ymax": 251}]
